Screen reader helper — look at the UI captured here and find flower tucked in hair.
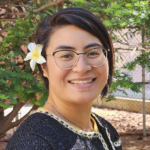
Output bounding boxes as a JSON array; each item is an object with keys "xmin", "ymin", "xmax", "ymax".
[{"xmin": 24, "ymin": 43, "xmax": 46, "ymax": 71}]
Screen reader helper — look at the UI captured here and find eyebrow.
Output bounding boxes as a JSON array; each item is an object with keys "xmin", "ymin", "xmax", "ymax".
[
  {"xmin": 84, "ymin": 43, "xmax": 102, "ymax": 49},
  {"xmin": 55, "ymin": 45, "xmax": 75, "ymax": 51},
  {"xmin": 55, "ymin": 43, "xmax": 102, "ymax": 51}
]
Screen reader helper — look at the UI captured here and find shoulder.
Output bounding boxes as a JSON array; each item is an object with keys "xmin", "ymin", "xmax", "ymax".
[
  {"xmin": 10, "ymin": 112, "xmax": 56, "ymax": 135},
  {"xmin": 8, "ymin": 111, "xmax": 69, "ymax": 138},
  {"xmin": 6, "ymin": 113, "xmax": 53, "ymax": 150},
  {"xmin": 6, "ymin": 112, "xmax": 76, "ymax": 150},
  {"xmin": 92, "ymin": 113, "xmax": 122, "ymax": 150}
]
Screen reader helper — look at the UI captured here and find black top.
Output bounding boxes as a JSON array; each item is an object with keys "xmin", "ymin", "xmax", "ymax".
[{"xmin": 6, "ymin": 110, "xmax": 122, "ymax": 150}]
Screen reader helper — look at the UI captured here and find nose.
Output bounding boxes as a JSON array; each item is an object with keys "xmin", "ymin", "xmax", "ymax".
[{"xmin": 72, "ymin": 55, "xmax": 92, "ymax": 73}]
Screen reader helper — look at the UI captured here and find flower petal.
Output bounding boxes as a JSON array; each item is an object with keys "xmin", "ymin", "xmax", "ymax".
[
  {"xmin": 36, "ymin": 44, "xmax": 43, "ymax": 54},
  {"xmin": 28, "ymin": 43, "xmax": 36, "ymax": 52},
  {"xmin": 30, "ymin": 59, "xmax": 36, "ymax": 71},
  {"xmin": 37, "ymin": 55, "xmax": 46, "ymax": 64},
  {"xmin": 24, "ymin": 52, "xmax": 32, "ymax": 61}
]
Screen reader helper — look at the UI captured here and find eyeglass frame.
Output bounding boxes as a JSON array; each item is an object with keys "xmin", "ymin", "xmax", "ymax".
[{"xmin": 46, "ymin": 46, "xmax": 110, "ymax": 70}]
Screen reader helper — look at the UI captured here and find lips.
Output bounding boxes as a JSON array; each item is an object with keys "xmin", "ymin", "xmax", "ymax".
[{"xmin": 68, "ymin": 78, "xmax": 96, "ymax": 84}]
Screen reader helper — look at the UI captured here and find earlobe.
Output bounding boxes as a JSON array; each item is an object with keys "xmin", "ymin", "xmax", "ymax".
[{"xmin": 41, "ymin": 63, "xmax": 48, "ymax": 78}]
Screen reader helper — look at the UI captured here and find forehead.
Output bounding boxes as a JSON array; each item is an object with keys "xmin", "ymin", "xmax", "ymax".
[{"xmin": 46, "ymin": 25, "xmax": 102, "ymax": 51}]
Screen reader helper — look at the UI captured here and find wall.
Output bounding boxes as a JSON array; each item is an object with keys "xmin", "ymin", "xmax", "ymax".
[{"xmin": 93, "ymin": 96, "xmax": 150, "ymax": 113}]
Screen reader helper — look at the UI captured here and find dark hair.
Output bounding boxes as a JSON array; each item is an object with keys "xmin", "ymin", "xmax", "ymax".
[{"xmin": 35, "ymin": 8, "xmax": 114, "ymax": 98}]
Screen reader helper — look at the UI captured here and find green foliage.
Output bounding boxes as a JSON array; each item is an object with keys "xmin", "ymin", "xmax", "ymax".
[
  {"xmin": 0, "ymin": 66, "xmax": 48, "ymax": 109},
  {"xmin": 105, "ymin": 94, "xmax": 116, "ymax": 102},
  {"xmin": 0, "ymin": 2, "xmax": 52, "ymax": 109},
  {"xmin": 109, "ymin": 70, "xmax": 142, "ymax": 94},
  {"xmin": 101, "ymin": 0, "xmax": 150, "ymax": 30},
  {"xmin": 122, "ymin": 52, "xmax": 150, "ymax": 71}
]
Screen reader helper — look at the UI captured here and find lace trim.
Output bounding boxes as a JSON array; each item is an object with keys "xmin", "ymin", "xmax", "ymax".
[
  {"xmin": 92, "ymin": 113, "xmax": 121, "ymax": 148},
  {"xmin": 32, "ymin": 110, "xmax": 109, "ymax": 150},
  {"xmin": 114, "ymin": 139, "xmax": 121, "ymax": 147},
  {"xmin": 106, "ymin": 128, "xmax": 116, "ymax": 150}
]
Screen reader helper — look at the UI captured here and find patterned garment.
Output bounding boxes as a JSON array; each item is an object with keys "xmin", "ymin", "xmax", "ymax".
[{"xmin": 6, "ymin": 110, "xmax": 122, "ymax": 150}]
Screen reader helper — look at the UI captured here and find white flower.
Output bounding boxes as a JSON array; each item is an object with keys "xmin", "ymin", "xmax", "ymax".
[{"xmin": 24, "ymin": 43, "xmax": 46, "ymax": 71}]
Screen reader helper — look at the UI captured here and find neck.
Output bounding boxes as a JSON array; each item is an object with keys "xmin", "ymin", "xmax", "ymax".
[{"xmin": 43, "ymin": 94, "xmax": 93, "ymax": 131}]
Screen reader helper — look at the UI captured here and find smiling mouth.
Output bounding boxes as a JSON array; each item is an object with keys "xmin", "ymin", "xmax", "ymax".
[{"xmin": 68, "ymin": 78, "xmax": 96, "ymax": 84}]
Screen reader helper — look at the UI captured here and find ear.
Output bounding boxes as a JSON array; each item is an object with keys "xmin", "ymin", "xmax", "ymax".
[{"xmin": 41, "ymin": 63, "xmax": 48, "ymax": 78}]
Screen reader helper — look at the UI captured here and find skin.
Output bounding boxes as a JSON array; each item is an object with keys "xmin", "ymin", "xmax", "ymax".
[{"xmin": 41, "ymin": 25, "xmax": 108, "ymax": 131}]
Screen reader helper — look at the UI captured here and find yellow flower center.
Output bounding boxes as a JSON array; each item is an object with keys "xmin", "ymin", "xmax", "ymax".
[{"xmin": 31, "ymin": 46, "xmax": 40, "ymax": 60}]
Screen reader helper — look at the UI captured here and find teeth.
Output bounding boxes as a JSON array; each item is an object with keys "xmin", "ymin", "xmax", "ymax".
[{"xmin": 70, "ymin": 79, "xmax": 93, "ymax": 84}]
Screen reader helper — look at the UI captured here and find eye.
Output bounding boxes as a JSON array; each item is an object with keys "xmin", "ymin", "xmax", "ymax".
[
  {"xmin": 87, "ymin": 52, "xmax": 99, "ymax": 56},
  {"xmin": 55, "ymin": 51, "xmax": 75, "ymax": 61},
  {"xmin": 61, "ymin": 54, "xmax": 73, "ymax": 58},
  {"xmin": 87, "ymin": 50, "xmax": 101, "ymax": 58},
  {"xmin": 86, "ymin": 47, "xmax": 104, "ymax": 57}
]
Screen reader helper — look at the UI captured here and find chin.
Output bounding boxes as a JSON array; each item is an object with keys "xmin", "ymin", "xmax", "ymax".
[{"xmin": 69, "ymin": 93, "xmax": 99, "ymax": 104}]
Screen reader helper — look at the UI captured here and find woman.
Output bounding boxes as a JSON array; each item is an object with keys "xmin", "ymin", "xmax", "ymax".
[{"xmin": 6, "ymin": 8, "xmax": 122, "ymax": 150}]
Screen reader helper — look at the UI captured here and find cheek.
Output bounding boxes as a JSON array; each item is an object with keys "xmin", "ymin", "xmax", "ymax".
[
  {"xmin": 97, "ymin": 62, "xmax": 109, "ymax": 85},
  {"xmin": 99, "ymin": 61, "xmax": 109, "ymax": 76},
  {"xmin": 47, "ymin": 59, "xmax": 69, "ymax": 86}
]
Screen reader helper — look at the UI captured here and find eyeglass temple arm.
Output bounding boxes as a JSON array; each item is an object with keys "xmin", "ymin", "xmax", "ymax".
[{"xmin": 46, "ymin": 53, "xmax": 53, "ymax": 56}]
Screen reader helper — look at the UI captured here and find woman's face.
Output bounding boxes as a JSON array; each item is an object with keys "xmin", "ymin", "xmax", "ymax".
[{"xmin": 42, "ymin": 25, "xmax": 108, "ymax": 105}]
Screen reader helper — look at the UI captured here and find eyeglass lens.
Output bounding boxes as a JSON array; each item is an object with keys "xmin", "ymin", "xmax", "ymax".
[{"xmin": 54, "ymin": 47, "xmax": 107, "ymax": 69}]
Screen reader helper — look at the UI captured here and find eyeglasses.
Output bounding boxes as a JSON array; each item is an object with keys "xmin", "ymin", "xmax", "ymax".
[{"xmin": 46, "ymin": 46, "xmax": 109, "ymax": 70}]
